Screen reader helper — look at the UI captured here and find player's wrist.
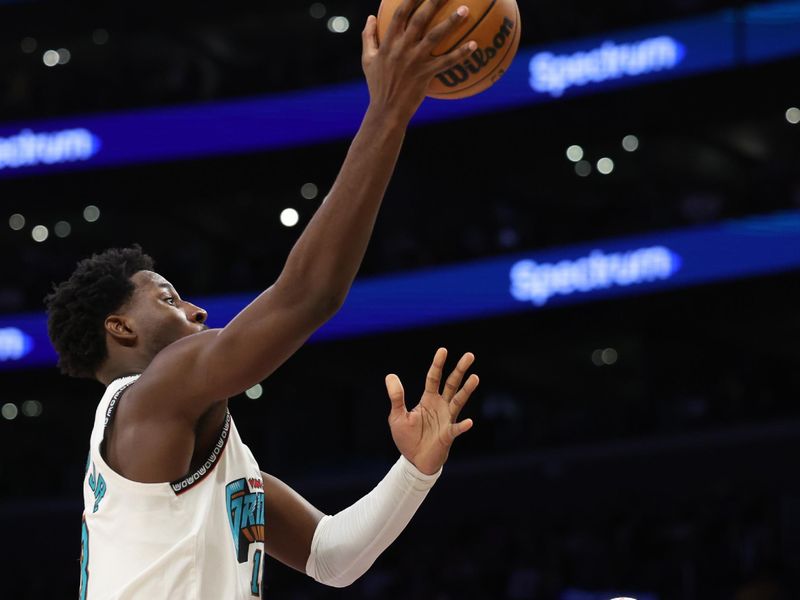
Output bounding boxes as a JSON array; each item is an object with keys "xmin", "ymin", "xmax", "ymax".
[
  {"xmin": 400, "ymin": 454, "xmax": 443, "ymax": 482},
  {"xmin": 364, "ymin": 102, "xmax": 412, "ymax": 132}
]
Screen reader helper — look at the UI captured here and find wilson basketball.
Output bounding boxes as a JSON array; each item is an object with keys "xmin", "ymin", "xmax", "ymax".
[{"xmin": 376, "ymin": 0, "xmax": 521, "ymax": 100}]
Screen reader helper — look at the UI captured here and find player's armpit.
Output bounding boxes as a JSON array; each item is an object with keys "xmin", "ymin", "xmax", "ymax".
[{"xmin": 261, "ymin": 471, "xmax": 325, "ymax": 574}]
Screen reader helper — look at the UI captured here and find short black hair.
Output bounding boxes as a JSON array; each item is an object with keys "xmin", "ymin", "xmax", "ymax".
[{"xmin": 44, "ymin": 245, "xmax": 154, "ymax": 379}]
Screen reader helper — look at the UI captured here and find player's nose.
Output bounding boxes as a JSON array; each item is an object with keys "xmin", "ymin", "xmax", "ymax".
[{"xmin": 186, "ymin": 302, "xmax": 208, "ymax": 325}]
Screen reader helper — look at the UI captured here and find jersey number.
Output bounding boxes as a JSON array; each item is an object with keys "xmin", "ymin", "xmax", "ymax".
[
  {"xmin": 250, "ymin": 549, "xmax": 262, "ymax": 596},
  {"xmin": 80, "ymin": 518, "xmax": 89, "ymax": 600}
]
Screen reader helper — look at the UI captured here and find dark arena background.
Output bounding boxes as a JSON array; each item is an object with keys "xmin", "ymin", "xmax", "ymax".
[{"xmin": 2, "ymin": 1, "xmax": 800, "ymax": 598}]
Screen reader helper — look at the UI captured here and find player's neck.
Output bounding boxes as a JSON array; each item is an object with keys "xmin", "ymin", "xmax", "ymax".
[{"xmin": 96, "ymin": 354, "xmax": 147, "ymax": 386}]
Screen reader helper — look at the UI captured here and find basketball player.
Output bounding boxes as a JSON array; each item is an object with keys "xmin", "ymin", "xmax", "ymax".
[{"xmin": 45, "ymin": 1, "xmax": 480, "ymax": 598}]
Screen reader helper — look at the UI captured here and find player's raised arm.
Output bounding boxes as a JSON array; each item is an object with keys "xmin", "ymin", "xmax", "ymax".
[{"xmin": 134, "ymin": 1, "xmax": 478, "ymax": 415}]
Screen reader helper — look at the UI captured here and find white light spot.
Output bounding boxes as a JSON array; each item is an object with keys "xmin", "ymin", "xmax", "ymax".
[
  {"xmin": 309, "ymin": 3, "xmax": 326, "ymax": 19},
  {"xmin": 602, "ymin": 348, "xmax": 618, "ymax": 365},
  {"xmin": 575, "ymin": 160, "xmax": 592, "ymax": 177},
  {"xmin": 327, "ymin": 16, "xmax": 350, "ymax": 33},
  {"xmin": 83, "ymin": 205, "xmax": 100, "ymax": 222},
  {"xmin": 622, "ymin": 134, "xmax": 639, "ymax": 152},
  {"xmin": 92, "ymin": 28, "xmax": 109, "ymax": 45},
  {"xmin": 2, "ymin": 403, "xmax": 18, "ymax": 420},
  {"xmin": 54, "ymin": 221, "xmax": 72, "ymax": 238},
  {"xmin": 21, "ymin": 37, "xmax": 37, "ymax": 54},
  {"xmin": 9, "ymin": 214, "xmax": 25, "ymax": 231},
  {"xmin": 301, "ymin": 182, "xmax": 319, "ymax": 200},
  {"xmin": 787, "ymin": 107, "xmax": 800, "ymax": 125},
  {"xmin": 57, "ymin": 48, "xmax": 71, "ymax": 65},
  {"xmin": 21, "ymin": 400, "xmax": 42, "ymax": 417},
  {"xmin": 566, "ymin": 145, "xmax": 584, "ymax": 162},
  {"xmin": 245, "ymin": 384, "xmax": 263, "ymax": 400},
  {"xmin": 597, "ymin": 157, "xmax": 615, "ymax": 175},
  {"xmin": 43, "ymin": 50, "xmax": 60, "ymax": 67},
  {"xmin": 280, "ymin": 208, "xmax": 300, "ymax": 227},
  {"xmin": 31, "ymin": 225, "xmax": 49, "ymax": 242},
  {"xmin": 591, "ymin": 349, "xmax": 604, "ymax": 366}
]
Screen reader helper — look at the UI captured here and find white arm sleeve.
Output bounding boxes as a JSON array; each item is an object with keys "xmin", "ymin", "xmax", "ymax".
[{"xmin": 304, "ymin": 455, "xmax": 441, "ymax": 588}]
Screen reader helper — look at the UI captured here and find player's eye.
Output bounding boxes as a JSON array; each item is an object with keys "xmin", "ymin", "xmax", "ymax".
[{"xmin": 164, "ymin": 297, "xmax": 177, "ymax": 306}]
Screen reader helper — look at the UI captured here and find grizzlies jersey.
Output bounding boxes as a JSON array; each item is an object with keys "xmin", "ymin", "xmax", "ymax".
[{"xmin": 80, "ymin": 375, "xmax": 266, "ymax": 599}]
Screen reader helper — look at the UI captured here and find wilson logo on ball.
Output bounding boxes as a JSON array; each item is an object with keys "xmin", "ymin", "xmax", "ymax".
[{"xmin": 434, "ymin": 17, "xmax": 515, "ymax": 88}]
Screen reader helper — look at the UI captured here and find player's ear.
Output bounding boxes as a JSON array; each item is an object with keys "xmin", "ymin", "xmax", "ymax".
[{"xmin": 104, "ymin": 315, "xmax": 137, "ymax": 347}]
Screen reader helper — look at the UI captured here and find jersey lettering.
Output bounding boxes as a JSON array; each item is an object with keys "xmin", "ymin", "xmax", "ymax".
[{"xmin": 225, "ymin": 478, "xmax": 265, "ymax": 563}]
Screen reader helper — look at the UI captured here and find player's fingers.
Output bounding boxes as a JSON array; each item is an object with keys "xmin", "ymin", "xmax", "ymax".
[
  {"xmin": 430, "ymin": 40, "xmax": 477, "ymax": 74},
  {"xmin": 423, "ymin": 4, "xmax": 469, "ymax": 50},
  {"xmin": 362, "ymin": 15, "xmax": 379, "ymax": 55},
  {"xmin": 407, "ymin": 0, "xmax": 451, "ymax": 41},
  {"xmin": 425, "ymin": 347, "xmax": 448, "ymax": 394},
  {"xmin": 385, "ymin": 374, "xmax": 407, "ymax": 419},
  {"xmin": 451, "ymin": 417, "xmax": 474, "ymax": 439},
  {"xmin": 450, "ymin": 374, "xmax": 479, "ymax": 420},
  {"xmin": 386, "ymin": 0, "xmax": 421, "ymax": 42},
  {"xmin": 443, "ymin": 352, "xmax": 475, "ymax": 402}
]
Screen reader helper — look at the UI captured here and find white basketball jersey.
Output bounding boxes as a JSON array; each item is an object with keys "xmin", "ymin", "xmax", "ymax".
[{"xmin": 80, "ymin": 375, "xmax": 266, "ymax": 599}]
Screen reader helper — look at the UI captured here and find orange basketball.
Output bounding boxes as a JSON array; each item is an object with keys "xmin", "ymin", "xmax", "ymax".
[{"xmin": 376, "ymin": 0, "xmax": 521, "ymax": 100}]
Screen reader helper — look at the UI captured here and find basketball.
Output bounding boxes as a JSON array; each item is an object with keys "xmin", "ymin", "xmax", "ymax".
[{"xmin": 376, "ymin": 0, "xmax": 522, "ymax": 100}]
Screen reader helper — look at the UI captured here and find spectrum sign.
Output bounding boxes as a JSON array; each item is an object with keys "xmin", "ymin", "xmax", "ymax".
[
  {"xmin": 1, "ymin": 1, "xmax": 798, "ymax": 179},
  {"xmin": 0, "ymin": 128, "xmax": 101, "ymax": 171},
  {"xmin": 1, "ymin": 210, "xmax": 799, "ymax": 371},
  {"xmin": 529, "ymin": 36, "xmax": 686, "ymax": 98}
]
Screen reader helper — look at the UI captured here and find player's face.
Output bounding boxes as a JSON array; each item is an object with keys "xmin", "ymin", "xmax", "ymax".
[{"xmin": 128, "ymin": 271, "xmax": 208, "ymax": 356}]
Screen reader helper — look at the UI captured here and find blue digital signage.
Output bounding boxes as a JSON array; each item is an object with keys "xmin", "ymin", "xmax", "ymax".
[
  {"xmin": 2, "ymin": 210, "xmax": 799, "ymax": 372},
  {"xmin": 0, "ymin": 1, "xmax": 798, "ymax": 179}
]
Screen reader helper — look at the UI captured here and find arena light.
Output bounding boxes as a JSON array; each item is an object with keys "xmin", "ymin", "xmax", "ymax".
[
  {"xmin": 31, "ymin": 225, "xmax": 49, "ymax": 242},
  {"xmin": 54, "ymin": 221, "xmax": 72, "ymax": 238},
  {"xmin": 57, "ymin": 48, "xmax": 71, "ymax": 65},
  {"xmin": 21, "ymin": 400, "xmax": 42, "ymax": 417},
  {"xmin": 327, "ymin": 16, "xmax": 350, "ymax": 33},
  {"xmin": 622, "ymin": 135, "xmax": 640, "ymax": 152},
  {"xmin": 9, "ymin": 213, "xmax": 25, "ymax": 231},
  {"xmin": 597, "ymin": 157, "xmax": 615, "ymax": 175},
  {"xmin": 280, "ymin": 208, "xmax": 299, "ymax": 227},
  {"xmin": 1, "ymin": 403, "xmax": 18, "ymax": 420},
  {"xmin": 245, "ymin": 384, "xmax": 263, "ymax": 400},
  {"xmin": 83, "ymin": 205, "xmax": 100, "ymax": 222},
  {"xmin": 301, "ymin": 183, "xmax": 319, "ymax": 200},
  {"xmin": 42, "ymin": 49, "xmax": 60, "ymax": 67},
  {"xmin": 575, "ymin": 160, "xmax": 592, "ymax": 177},
  {"xmin": 566, "ymin": 145, "xmax": 584, "ymax": 162},
  {"xmin": 787, "ymin": 107, "xmax": 800, "ymax": 124}
]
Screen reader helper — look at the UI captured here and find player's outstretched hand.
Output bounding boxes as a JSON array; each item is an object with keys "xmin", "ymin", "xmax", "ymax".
[
  {"xmin": 361, "ymin": 0, "xmax": 478, "ymax": 124},
  {"xmin": 386, "ymin": 348, "xmax": 479, "ymax": 475}
]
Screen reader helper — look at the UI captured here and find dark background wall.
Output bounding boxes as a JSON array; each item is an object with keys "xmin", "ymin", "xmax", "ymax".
[{"xmin": 1, "ymin": 1, "xmax": 799, "ymax": 598}]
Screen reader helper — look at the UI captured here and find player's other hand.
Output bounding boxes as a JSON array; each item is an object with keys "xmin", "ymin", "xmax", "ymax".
[
  {"xmin": 386, "ymin": 348, "xmax": 478, "ymax": 475},
  {"xmin": 361, "ymin": 0, "xmax": 478, "ymax": 124}
]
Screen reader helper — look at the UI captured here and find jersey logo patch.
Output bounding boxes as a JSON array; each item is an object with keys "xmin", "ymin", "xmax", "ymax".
[
  {"xmin": 225, "ymin": 478, "xmax": 265, "ymax": 563},
  {"xmin": 87, "ymin": 462, "xmax": 106, "ymax": 513}
]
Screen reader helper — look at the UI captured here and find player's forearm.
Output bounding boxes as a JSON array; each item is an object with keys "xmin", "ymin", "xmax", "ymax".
[
  {"xmin": 306, "ymin": 456, "xmax": 441, "ymax": 588},
  {"xmin": 276, "ymin": 106, "xmax": 407, "ymax": 310}
]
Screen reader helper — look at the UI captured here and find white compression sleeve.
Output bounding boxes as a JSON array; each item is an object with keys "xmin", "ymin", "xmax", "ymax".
[{"xmin": 305, "ymin": 455, "xmax": 441, "ymax": 588}]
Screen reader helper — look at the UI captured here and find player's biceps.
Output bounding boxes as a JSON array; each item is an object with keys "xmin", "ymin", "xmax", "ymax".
[{"xmin": 198, "ymin": 333, "xmax": 276, "ymax": 399}]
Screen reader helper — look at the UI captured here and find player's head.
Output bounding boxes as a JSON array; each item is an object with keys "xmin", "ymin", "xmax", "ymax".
[{"xmin": 44, "ymin": 245, "xmax": 208, "ymax": 380}]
